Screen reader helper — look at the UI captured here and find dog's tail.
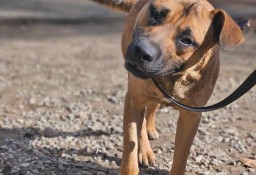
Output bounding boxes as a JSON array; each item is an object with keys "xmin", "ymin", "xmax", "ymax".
[{"xmin": 89, "ymin": 0, "xmax": 138, "ymax": 13}]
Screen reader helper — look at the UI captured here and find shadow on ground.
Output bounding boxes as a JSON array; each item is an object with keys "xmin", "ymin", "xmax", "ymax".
[{"xmin": 0, "ymin": 127, "xmax": 169, "ymax": 175}]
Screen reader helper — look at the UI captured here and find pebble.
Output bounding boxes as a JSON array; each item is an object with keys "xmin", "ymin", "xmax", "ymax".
[
  {"xmin": 195, "ymin": 155, "xmax": 203, "ymax": 163},
  {"xmin": 20, "ymin": 163, "xmax": 30, "ymax": 167},
  {"xmin": 10, "ymin": 166, "xmax": 20, "ymax": 174},
  {"xmin": 217, "ymin": 136, "xmax": 224, "ymax": 142},
  {"xmin": 29, "ymin": 98, "xmax": 37, "ymax": 105},
  {"xmin": 249, "ymin": 132, "xmax": 256, "ymax": 139},
  {"xmin": 31, "ymin": 169, "xmax": 40, "ymax": 174},
  {"xmin": 58, "ymin": 164, "xmax": 66, "ymax": 171},
  {"xmin": 157, "ymin": 149, "xmax": 162, "ymax": 154},
  {"xmin": 43, "ymin": 127, "xmax": 59, "ymax": 138}
]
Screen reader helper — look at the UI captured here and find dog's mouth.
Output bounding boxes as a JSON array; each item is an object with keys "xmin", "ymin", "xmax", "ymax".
[
  {"xmin": 124, "ymin": 61, "xmax": 150, "ymax": 79},
  {"xmin": 125, "ymin": 60, "xmax": 184, "ymax": 79},
  {"xmin": 124, "ymin": 61, "xmax": 164, "ymax": 79}
]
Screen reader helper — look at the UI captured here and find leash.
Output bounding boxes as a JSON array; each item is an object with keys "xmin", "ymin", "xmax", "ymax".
[{"xmin": 152, "ymin": 70, "xmax": 256, "ymax": 112}]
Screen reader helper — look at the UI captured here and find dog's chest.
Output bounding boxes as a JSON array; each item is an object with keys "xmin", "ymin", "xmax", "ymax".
[
  {"xmin": 173, "ymin": 71, "xmax": 202, "ymax": 98},
  {"xmin": 164, "ymin": 71, "xmax": 202, "ymax": 97}
]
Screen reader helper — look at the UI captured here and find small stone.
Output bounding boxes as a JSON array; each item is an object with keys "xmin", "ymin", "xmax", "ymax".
[
  {"xmin": 195, "ymin": 155, "xmax": 203, "ymax": 162},
  {"xmin": 249, "ymin": 132, "xmax": 256, "ymax": 139},
  {"xmin": 248, "ymin": 168, "xmax": 255, "ymax": 172},
  {"xmin": 43, "ymin": 127, "xmax": 59, "ymax": 138},
  {"xmin": 29, "ymin": 98, "xmax": 36, "ymax": 105},
  {"xmin": 107, "ymin": 95, "xmax": 118, "ymax": 104},
  {"xmin": 157, "ymin": 148, "xmax": 162, "ymax": 154},
  {"xmin": 97, "ymin": 172, "xmax": 105, "ymax": 175},
  {"xmin": 240, "ymin": 173, "xmax": 248, "ymax": 175},
  {"xmin": 31, "ymin": 169, "xmax": 40, "ymax": 174},
  {"xmin": 58, "ymin": 164, "xmax": 66, "ymax": 171},
  {"xmin": 211, "ymin": 158, "xmax": 221, "ymax": 165},
  {"xmin": 217, "ymin": 136, "xmax": 224, "ymax": 142},
  {"xmin": 10, "ymin": 166, "xmax": 20, "ymax": 174},
  {"xmin": 20, "ymin": 163, "xmax": 30, "ymax": 167},
  {"xmin": 225, "ymin": 128, "xmax": 236, "ymax": 135}
]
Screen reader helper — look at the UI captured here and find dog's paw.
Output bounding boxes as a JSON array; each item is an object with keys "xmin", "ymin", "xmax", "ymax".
[
  {"xmin": 147, "ymin": 128, "xmax": 159, "ymax": 140},
  {"xmin": 138, "ymin": 147, "xmax": 157, "ymax": 167}
]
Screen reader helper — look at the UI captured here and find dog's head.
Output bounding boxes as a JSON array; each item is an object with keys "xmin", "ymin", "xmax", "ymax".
[{"xmin": 125, "ymin": 0, "xmax": 245, "ymax": 79}]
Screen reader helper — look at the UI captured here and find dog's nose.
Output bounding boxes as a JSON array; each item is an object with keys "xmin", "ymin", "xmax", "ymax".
[{"xmin": 134, "ymin": 40, "xmax": 161, "ymax": 63}]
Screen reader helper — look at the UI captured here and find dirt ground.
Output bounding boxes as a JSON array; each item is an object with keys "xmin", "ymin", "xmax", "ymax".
[{"xmin": 0, "ymin": 1, "xmax": 255, "ymax": 175}]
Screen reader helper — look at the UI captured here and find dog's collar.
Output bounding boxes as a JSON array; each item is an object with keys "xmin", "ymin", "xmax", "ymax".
[{"xmin": 152, "ymin": 70, "xmax": 256, "ymax": 112}]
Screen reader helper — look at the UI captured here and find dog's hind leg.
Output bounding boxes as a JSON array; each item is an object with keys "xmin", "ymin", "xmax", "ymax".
[{"xmin": 145, "ymin": 103, "xmax": 160, "ymax": 140}]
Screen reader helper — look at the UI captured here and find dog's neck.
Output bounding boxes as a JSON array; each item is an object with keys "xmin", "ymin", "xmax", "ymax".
[{"xmin": 155, "ymin": 45, "xmax": 220, "ymax": 101}]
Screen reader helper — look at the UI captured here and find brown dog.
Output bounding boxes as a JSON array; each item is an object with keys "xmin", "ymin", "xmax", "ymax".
[{"xmin": 91, "ymin": 0, "xmax": 245, "ymax": 174}]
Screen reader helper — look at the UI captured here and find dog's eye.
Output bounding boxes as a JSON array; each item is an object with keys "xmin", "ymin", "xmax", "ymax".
[
  {"xmin": 148, "ymin": 5, "xmax": 170, "ymax": 26},
  {"xmin": 180, "ymin": 36, "xmax": 194, "ymax": 46},
  {"xmin": 151, "ymin": 9, "xmax": 159, "ymax": 20}
]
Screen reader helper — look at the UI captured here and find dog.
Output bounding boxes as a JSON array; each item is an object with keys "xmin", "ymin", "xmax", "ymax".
[{"xmin": 91, "ymin": 0, "xmax": 245, "ymax": 174}]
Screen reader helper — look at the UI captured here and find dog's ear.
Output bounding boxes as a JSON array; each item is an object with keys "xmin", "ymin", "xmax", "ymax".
[{"xmin": 211, "ymin": 9, "xmax": 245, "ymax": 51}]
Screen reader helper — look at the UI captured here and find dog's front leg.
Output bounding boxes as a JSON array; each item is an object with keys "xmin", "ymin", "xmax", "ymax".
[
  {"xmin": 170, "ymin": 110, "xmax": 201, "ymax": 175},
  {"xmin": 120, "ymin": 92, "xmax": 145, "ymax": 175}
]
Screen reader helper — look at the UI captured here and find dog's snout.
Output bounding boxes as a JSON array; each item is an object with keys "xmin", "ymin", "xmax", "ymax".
[
  {"xmin": 134, "ymin": 45, "xmax": 153, "ymax": 62},
  {"xmin": 125, "ymin": 38, "xmax": 165, "ymax": 78},
  {"xmin": 134, "ymin": 40, "xmax": 161, "ymax": 63}
]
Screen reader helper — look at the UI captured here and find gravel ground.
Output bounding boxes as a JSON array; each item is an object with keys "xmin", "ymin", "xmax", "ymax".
[{"xmin": 0, "ymin": 1, "xmax": 256, "ymax": 175}]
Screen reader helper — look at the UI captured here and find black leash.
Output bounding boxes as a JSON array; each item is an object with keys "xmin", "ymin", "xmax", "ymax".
[{"xmin": 152, "ymin": 70, "xmax": 256, "ymax": 112}]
